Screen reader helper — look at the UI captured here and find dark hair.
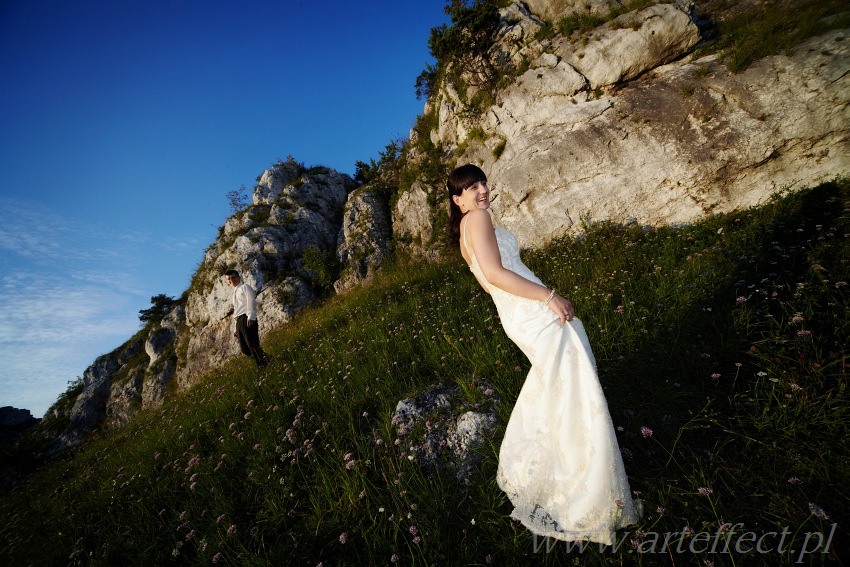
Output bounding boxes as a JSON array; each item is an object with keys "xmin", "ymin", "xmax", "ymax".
[
  {"xmin": 446, "ymin": 164, "xmax": 487, "ymax": 246},
  {"xmin": 225, "ymin": 269, "xmax": 240, "ymax": 279}
]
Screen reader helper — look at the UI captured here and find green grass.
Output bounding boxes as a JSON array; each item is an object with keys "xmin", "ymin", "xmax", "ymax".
[
  {"xmin": 1, "ymin": 181, "xmax": 847, "ymax": 566},
  {"xmin": 698, "ymin": 0, "xmax": 850, "ymax": 72}
]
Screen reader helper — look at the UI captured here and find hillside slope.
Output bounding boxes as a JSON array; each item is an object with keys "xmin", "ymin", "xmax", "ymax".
[{"xmin": 2, "ymin": 181, "xmax": 846, "ymax": 566}]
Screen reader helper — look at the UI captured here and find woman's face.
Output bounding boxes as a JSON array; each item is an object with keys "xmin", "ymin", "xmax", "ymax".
[{"xmin": 453, "ymin": 181, "xmax": 490, "ymax": 214}]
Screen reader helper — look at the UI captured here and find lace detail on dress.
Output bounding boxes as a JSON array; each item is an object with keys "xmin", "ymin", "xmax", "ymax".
[{"xmin": 461, "ymin": 217, "xmax": 640, "ymax": 545}]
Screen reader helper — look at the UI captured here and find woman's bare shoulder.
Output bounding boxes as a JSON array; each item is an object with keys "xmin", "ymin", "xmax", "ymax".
[{"xmin": 465, "ymin": 208, "xmax": 493, "ymax": 229}]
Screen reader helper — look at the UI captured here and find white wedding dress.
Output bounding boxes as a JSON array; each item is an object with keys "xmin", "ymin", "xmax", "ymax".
[{"xmin": 463, "ymin": 222, "xmax": 640, "ymax": 545}]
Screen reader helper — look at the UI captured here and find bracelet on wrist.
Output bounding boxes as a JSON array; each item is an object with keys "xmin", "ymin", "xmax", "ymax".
[{"xmin": 544, "ymin": 289, "xmax": 556, "ymax": 305}]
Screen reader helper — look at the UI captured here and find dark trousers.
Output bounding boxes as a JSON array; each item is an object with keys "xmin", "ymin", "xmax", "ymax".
[{"xmin": 236, "ymin": 315, "xmax": 268, "ymax": 367}]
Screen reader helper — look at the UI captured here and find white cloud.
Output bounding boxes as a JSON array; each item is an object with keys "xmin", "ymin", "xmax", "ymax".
[{"xmin": 0, "ymin": 199, "xmax": 153, "ymax": 417}]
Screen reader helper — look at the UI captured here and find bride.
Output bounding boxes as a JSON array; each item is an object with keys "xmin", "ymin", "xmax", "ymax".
[{"xmin": 447, "ymin": 164, "xmax": 640, "ymax": 545}]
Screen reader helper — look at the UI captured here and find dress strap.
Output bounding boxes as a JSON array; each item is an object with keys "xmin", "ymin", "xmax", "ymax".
[{"xmin": 461, "ymin": 217, "xmax": 474, "ymax": 261}]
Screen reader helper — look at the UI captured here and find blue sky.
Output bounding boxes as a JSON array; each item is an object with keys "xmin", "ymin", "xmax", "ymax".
[{"xmin": 0, "ymin": 0, "xmax": 448, "ymax": 417}]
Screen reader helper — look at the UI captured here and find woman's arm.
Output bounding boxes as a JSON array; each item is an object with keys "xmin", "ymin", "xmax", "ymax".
[{"xmin": 466, "ymin": 209, "xmax": 574, "ymax": 322}]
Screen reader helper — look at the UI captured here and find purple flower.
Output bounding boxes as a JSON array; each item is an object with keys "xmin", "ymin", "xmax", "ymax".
[
  {"xmin": 736, "ymin": 296, "xmax": 747, "ymax": 303},
  {"xmin": 711, "ymin": 373, "xmax": 721, "ymax": 380},
  {"xmin": 413, "ymin": 536, "xmax": 421, "ymax": 544},
  {"xmin": 226, "ymin": 524, "xmax": 237, "ymax": 536},
  {"xmin": 640, "ymin": 426, "xmax": 653, "ymax": 438},
  {"xmin": 390, "ymin": 554, "xmax": 400, "ymax": 563},
  {"xmin": 808, "ymin": 502, "xmax": 829, "ymax": 519},
  {"xmin": 787, "ymin": 476, "xmax": 801, "ymax": 485},
  {"xmin": 615, "ymin": 499, "xmax": 624, "ymax": 508},
  {"xmin": 212, "ymin": 553, "xmax": 222, "ymax": 564},
  {"xmin": 698, "ymin": 487, "xmax": 713, "ymax": 496},
  {"xmin": 339, "ymin": 532, "xmax": 347, "ymax": 544},
  {"xmin": 656, "ymin": 506, "xmax": 665, "ymax": 514},
  {"xmin": 345, "ymin": 460, "xmax": 356, "ymax": 470},
  {"xmin": 797, "ymin": 330, "xmax": 812, "ymax": 337},
  {"xmin": 409, "ymin": 525, "xmax": 418, "ymax": 535}
]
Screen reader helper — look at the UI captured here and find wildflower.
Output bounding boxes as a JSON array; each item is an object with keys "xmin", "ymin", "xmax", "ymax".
[
  {"xmin": 797, "ymin": 330, "xmax": 812, "ymax": 337},
  {"xmin": 226, "ymin": 524, "xmax": 237, "ymax": 536},
  {"xmin": 791, "ymin": 314, "xmax": 805, "ymax": 324},
  {"xmin": 391, "ymin": 554, "xmax": 400, "ymax": 563},
  {"xmin": 656, "ymin": 506, "xmax": 665, "ymax": 514},
  {"xmin": 735, "ymin": 362, "xmax": 742, "ymax": 367},
  {"xmin": 190, "ymin": 482, "xmax": 198, "ymax": 491},
  {"xmin": 640, "ymin": 426, "xmax": 653, "ymax": 438},
  {"xmin": 615, "ymin": 500, "xmax": 624, "ymax": 508},
  {"xmin": 339, "ymin": 532, "xmax": 347, "ymax": 544},
  {"xmin": 719, "ymin": 522, "xmax": 732, "ymax": 532},
  {"xmin": 808, "ymin": 503, "xmax": 829, "ymax": 519},
  {"xmin": 698, "ymin": 487, "xmax": 713, "ymax": 496},
  {"xmin": 413, "ymin": 536, "xmax": 421, "ymax": 544},
  {"xmin": 179, "ymin": 510, "xmax": 187, "ymax": 520},
  {"xmin": 346, "ymin": 460, "xmax": 356, "ymax": 470},
  {"xmin": 484, "ymin": 388, "xmax": 494, "ymax": 396},
  {"xmin": 614, "ymin": 305, "xmax": 624, "ymax": 313},
  {"xmin": 837, "ymin": 281, "xmax": 848, "ymax": 288},
  {"xmin": 788, "ymin": 476, "xmax": 801, "ymax": 484},
  {"xmin": 736, "ymin": 296, "xmax": 748, "ymax": 303},
  {"xmin": 244, "ymin": 412, "xmax": 251, "ymax": 420},
  {"xmin": 212, "ymin": 553, "xmax": 222, "ymax": 564},
  {"xmin": 711, "ymin": 373, "xmax": 721, "ymax": 380},
  {"xmin": 216, "ymin": 514, "xmax": 226, "ymax": 524}
]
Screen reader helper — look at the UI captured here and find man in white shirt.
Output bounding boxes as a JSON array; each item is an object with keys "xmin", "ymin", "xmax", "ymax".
[{"xmin": 225, "ymin": 270, "xmax": 269, "ymax": 367}]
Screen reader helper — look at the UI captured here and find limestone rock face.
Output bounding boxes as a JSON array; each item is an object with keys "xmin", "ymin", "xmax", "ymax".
[
  {"xmin": 478, "ymin": 30, "xmax": 850, "ymax": 248},
  {"xmin": 401, "ymin": 3, "xmax": 849, "ymax": 253},
  {"xmin": 63, "ymin": 354, "xmax": 120, "ymax": 444},
  {"xmin": 391, "ymin": 181, "xmax": 437, "ymax": 257},
  {"xmin": 524, "ymin": 0, "xmax": 624, "ymax": 21},
  {"xmin": 177, "ymin": 161, "xmax": 356, "ymax": 387},
  {"xmin": 556, "ymin": 3, "xmax": 701, "ymax": 89},
  {"xmin": 335, "ymin": 187, "xmax": 393, "ymax": 293}
]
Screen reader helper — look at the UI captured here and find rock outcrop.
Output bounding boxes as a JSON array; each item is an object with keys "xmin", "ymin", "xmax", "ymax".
[
  {"xmin": 391, "ymin": 383, "xmax": 499, "ymax": 482},
  {"xmin": 177, "ymin": 160, "xmax": 356, "ymax": 387},
  {"xmin": 33, "ymin": 159, "xmax": 360, "ymax": 453},
  {"xmin": 396, "ymin": 1, "xmax": 849, "ymax": 252},
  {"xmin": 0, "ymin": 407, "xmax": 39, "ymax": 445},
  {"xmin": 334, "ymin": 186, "xmax": 393, "ymax": 293}
]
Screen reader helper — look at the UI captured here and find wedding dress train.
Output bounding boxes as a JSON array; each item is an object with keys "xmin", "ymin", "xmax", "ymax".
[{"xmin": 464, "ymin": 223, "xmax": 639, "ymax": 545}]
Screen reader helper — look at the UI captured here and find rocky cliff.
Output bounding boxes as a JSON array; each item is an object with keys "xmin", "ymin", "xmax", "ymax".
[
  {"xmin": 394, "ymin": 0, "xmax": 848, "ymax": 251},
  {"xmin": 25, "ymin": 0, "xmax": 848, "ymax": 455}
]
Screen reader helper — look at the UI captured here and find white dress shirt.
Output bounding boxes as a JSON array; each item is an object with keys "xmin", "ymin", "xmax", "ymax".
[{"xmin": 232, "ymin": 283, "xmax": 258, "ymax": 321}]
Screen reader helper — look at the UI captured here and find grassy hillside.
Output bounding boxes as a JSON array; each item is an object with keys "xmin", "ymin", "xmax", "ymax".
[{"xmin": 1, "ymin": 181, "xmax": 847, "ymax": 566}]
